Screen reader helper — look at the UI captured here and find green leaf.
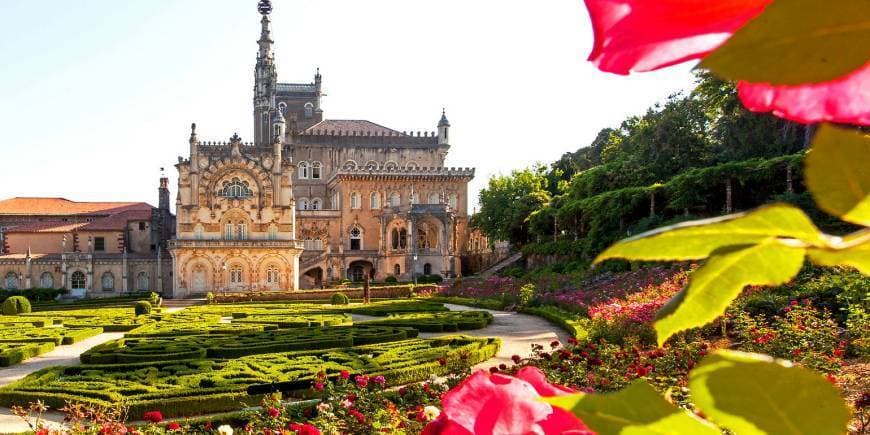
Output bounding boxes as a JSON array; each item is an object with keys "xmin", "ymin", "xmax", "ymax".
[
  {"xmin": 807, "ymin": 230, "xmax": 870, "ymax": 274},
  {"xmin": 595, "ymin": 204, "xmax": 822, "ymax": 263},
  {"xmin": 690, "ymin": 350, "xmax": 851, "ymax": 435},
  {"xmin": 700, "ymin": 0, "xmax": 870, "ymax": 85},
  {"xmin": 805, "ymin": 124, "xmax": 870, "ymax": 226},
  {"xmin": 655, "ymin": 240, "xmax": 804, "ymax": 346},
  {"xmin": 545, "ymin": 381, "xmax": 719, "ymax": 435}
]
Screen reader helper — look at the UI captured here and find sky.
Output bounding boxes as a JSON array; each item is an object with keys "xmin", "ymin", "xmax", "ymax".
[{"xmin": 0, "ymin": 0, "xmax": 698, "ymax": 212}]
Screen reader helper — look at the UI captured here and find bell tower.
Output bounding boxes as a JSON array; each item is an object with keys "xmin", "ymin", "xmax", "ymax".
[{"xmin": 253, "ymin": 0, "xmax": 278, "ymax": 145}]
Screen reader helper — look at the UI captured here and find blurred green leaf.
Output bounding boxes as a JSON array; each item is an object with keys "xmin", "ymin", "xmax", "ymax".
[
  {"xmin": 805, "ymin": 124, "xmax": 870, "ymax": 226},
  {"xmin": 690, "ymin": 350, "xmax": 850, "ymax": 435}
]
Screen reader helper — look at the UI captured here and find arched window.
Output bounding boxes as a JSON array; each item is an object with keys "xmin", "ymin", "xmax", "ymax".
[
  {"xmin": 268, "ymin": 224, "xmax": 278, "ymax": 240},
  {"xmin": 349, "ymin": 227, "xmax": 362, "ymax": 250},
  {"xmin": 220, "ymin": 178, "xmax": 253, "ymax": 199},
  {"xmin": 424, "ymin": 263, "xmax": 432, "ymax": 275},
  {"xmin": 350, "ymin": 192, "xmax": 361, "ymax": 209},
  {"xmin": 365, "ymin": 161, "xmax": 378, "ymax": 170},
  {"xmin": 229, "ymin": 266, "xmax": 243, "ymax": 286},
  {"xmin": 237, "ymin": 223, "xmax": 248, "ymax": 240},
  {"xmin": 40, "ymin": 272, "xmax": 54, "ymax": 289},
  {"xmin": 194, "ymin": 224, "xmax": 204, "ymax": 240},
  {"xmin": 298, "ymin": 199, "xmax": 310, "ymax": 211},
  {"xmin": 370, "ymin": 192, "xmax": 380, "ymax": 209},
  {"xmin": 331, "ymin": 192, "xmax": 340, "ymax": 209},
  {"xmin": 304, "ymin": 102, "xmax": 314, "ymax": 118},
  {"xmin": 298, "ymin": 162, "xmax": 309, "ymax": 179},
  {"xmin": 314, "ymin": 237, "xmax": 323, "ymax": 250},
  {"xmin": 343, "ymin": 160, "xmax": 358, "ymax": 170},
  {"xmin": 389, "ymin": 192, "xmax": 401, "ymax": 207},
  {"xmin": 136, "ymin": 272, "xmax": 149, "ymax": 291},
  {"xmin": 4, "ymin": 272, "xmax": 19, "ymax": 290},
  {"xmin": 428, "ymin": 193, "xmax": 440, "ymax": 204},
  {"xmin": 418, "ymin": 228, "xmax": 430, "ymax": 249},
  {"xmin": 101, "ymin": 272, "xmax": 114, "ymax": 292},
  {"xmin": 70, "ymin": 271, "xmax": 86, "ymax": 289},
  {"xmin": 448, "ymin": 193, "xmax": 458, "ymax": 209},
  {"xmin": 311, "ymin": 162, "xmax": 322, "ymax": 179},
  {"xmin": 394, "ymin": 264, "xmax": 401, "ymax": 276},
  {"xmin": 384, "ymin": 161, "xmax": 398, "ymax": 171},
  {"xmin": 224, "ymin": 223, "xmax": 235, "ymax": 239},
  {"xmin": 406, "ymin": 162, "xmax": 419, "ymax": 170},
  {"xmin": 391, "ymin": 228, "xmax": 400, "ymax": 250},
  {"xmin": 311, "ymin": 198, "xmax": 322, "ymax": 210}
]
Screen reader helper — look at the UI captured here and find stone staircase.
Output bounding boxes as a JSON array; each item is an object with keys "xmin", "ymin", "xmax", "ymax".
[{"xmin": 477, "ymin": 252, "xmax": 523, "ymax": 278}]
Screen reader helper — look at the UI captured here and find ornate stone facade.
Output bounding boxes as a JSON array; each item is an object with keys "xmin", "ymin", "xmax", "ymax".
[{"xmin": 169, "ymin": 0, "xmax": 473, "ymax": 294}]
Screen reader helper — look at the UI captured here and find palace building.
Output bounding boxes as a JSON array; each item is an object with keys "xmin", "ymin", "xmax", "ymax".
[
  {"xmin": 0, "ymin": 0, "xmax": 473, "ymax": 298},
  {"xmin": 168, "ymin": 0, "xmax": 472, "ymax": 296}
]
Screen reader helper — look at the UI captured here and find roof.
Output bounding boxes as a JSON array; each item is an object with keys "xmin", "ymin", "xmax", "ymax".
[
  {"xmin": 0, "ymin": 198, "xmax": 152, "ymax": 216},
  {"xmin": 6, "ymin": 209, "xmax": 152, "ymax": 233},
  {"xmin": 304, "ymin": 120, "xmax": 405, "ymax": 136},
  {"xmin": 276, "ymin": 83, "xmax": 317, "ymax": 95}
]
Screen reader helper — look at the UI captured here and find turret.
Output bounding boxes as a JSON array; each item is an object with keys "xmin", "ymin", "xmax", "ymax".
[
  {"xmin": 438, "ymin": 109, "xmax": 451, "ymax": 146},
  {"xmin": 189, "ymin": 123, "xmax": 199, "ymax": 173},
  {"xmin": 253, "ymin": 0, "xmax": 278, "ymax": 145},
  {"xmin": 159, "ymin": 168, "xmax": 170, "ymax": 211}
]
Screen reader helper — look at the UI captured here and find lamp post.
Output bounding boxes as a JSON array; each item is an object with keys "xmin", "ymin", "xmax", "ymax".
[
  {"xmin": 222, "ymin": 264, "xmax": 227, "ymax": 295},
  {"xmin": 412, "ymin": 253, "xmax": 418, "ymax": 285}
]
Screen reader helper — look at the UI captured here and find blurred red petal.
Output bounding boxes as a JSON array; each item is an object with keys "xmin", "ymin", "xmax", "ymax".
[
  {"xmin": 514, "ymin": 367, "xmax": 575, "ymax": 396},
  {"xmin": 585, "ymin": 0, "xmax": 771, "ymax": 74},
  {"xmin": 738, "ymin": 63, "xmax": 870, "ymax": 125}
]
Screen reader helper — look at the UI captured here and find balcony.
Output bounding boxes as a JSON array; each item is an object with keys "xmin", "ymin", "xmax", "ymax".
[{"xmin": 168, "ymin": 239, "xmax": 304, "ymax": 250}]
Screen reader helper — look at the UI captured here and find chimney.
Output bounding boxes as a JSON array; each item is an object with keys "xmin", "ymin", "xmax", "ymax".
[{"xmin": 159, "ymin": 168, "xmax": 170, "ymax": 211}]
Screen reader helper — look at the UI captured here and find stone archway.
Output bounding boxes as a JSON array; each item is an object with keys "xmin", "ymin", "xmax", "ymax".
[
  {"xmin": 347, "ymin": 260, "xmax": 374, "ymax": 282},
  {"xmin": 303, "ymin": 267, "xmax": 323, "ymax": 289}
]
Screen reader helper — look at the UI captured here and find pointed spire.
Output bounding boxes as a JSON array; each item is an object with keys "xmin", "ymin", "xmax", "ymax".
[
  {"xmin": 189, "ymin": 122, "xmax": 197, "ymax": 143},
  {"xmin": 257, "ymin": 0, "xmax": 274, "ymax": 59},
  {"xmin": 439, "ymin": 108, "xmax": 450, "ymax": 127}
]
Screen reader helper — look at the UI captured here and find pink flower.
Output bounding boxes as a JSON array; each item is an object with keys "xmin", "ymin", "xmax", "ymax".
[
  {"xmin": 166, "ymin": 422, "xmax": 181, "ymax": 431},
  {"xmin": 267, "ymin": 407, "xmax": 280, "ymax": 418},
  {"xmin": 339, "ymin": 370, "xmax": 351, "ymax": 380},
  {"xmin": 372, "ymin": 375, "xmax": 386, "ymax": 386},
  {"xmin": 314, "ymin": 381, "xmax": 324, "ymax": 391},
  {"xmin": 422, "ymin": 367, "xmax": 593, "ymax": 435},
  {"xmin": 355, "ymin": 375, "xmax": 369, "ymax": 388}
]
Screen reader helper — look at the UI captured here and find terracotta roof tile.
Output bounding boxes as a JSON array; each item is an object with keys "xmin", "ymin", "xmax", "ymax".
[
  {"xmin": 304, "ymin": 120, "xmax": 404, "ymax": 136},
  {"xmin": 0, "ymin": 198, "xmax": 152, "ymax": 216},
  {"xmin": 4, "ymin": 222, "xmax": 86, "ymax": 233}
]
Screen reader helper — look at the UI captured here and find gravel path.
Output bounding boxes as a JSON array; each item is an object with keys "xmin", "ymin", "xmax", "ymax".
[{"xmin": 420, "ymin": 304, "xmax": 569, "ymax": 371}]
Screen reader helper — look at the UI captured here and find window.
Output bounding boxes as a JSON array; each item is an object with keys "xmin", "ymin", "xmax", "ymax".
[
  {"xmin": 331, "ymin": 193, "xmax": 340, "ymax": 209},
  {"xmin": 4, "ymin": 272, "xmax": 18, "ymax": 290},
  {"xmin": 418, "ymin": 228, "xmax": 430, "ymax": 249},
  {"xmin": 101, "ymin": 272, "xmax": 114, "ymax": 291},
  {"xmin": 304, "ymin": 238, "xmax": 323, "ymax": 250},
  {"xmin": 194, "ymin": 224, "xmax": 204, "ymax": 240},
  {"xmin": 448, "ymin": 194, "xmax": 458, "ymax": 209},
  {"xmin": 268, "ymin": 224, "xmax": 278, "ymax": 240},
  {"xmin": 389, "ymin": 192, "xmax": 401, "ymax": 207},
  {"xmin": 237, "ymin": 223, "xmax": 248, "ymax": 240},
  {"xmin": 394, "ymin": 264, "xmax": 401, "ymax": 276},
  {"xmin": 424, "ymin": 263, "xmax": 432, "ymax": 275},
  {"xmin": 384, "ymin": 161, "xmax": 398, "ymax": 170},
  {"xmin": 428, "ymin": 193, "xmax": 440, "ymax": 204},
  {"xmin": 391, "ymin": 228, "xmax": 400, "ymax": 250},
  {"xmin": 139, "ymin": 222, "xmax": 146, "ymax": 231},
  {"xmin": 350, "ymin": 192, "xmax": 361, "ymax": 209},
  {"xmin": 370, "ymin": 192, "xmax": 380, "ymax": 209},
  {"xmin": 343, "ymin": 160, "xmax": 357, "ymax": 170},
  {"xmin": 411, "ymin": 192, "xmax": 419, "ymax": 204},
  {"xmin": 265, "ymin": 266, "xmax": 280, "ymax": 287},
  {"xmin": 349, "ymin": 227, "xmax": 362, "ymax": 250},
  {"xmin": 406, "ymin": 162, "xmax": 419, "ymax": 170},
  {"xmin": 311, "ymin": 199, "xmax": 322, "ymax": 210},
  {"xmin": 365, "ymin": 161, "xmax": 378, "ymax": 170},
  {"xmin": 136, "ymin": 272, "xmax": 149, "ymax": 291},
  {"xmin": 299, "ymin": 199, "xmax": 310, "ymax": 211},
  {"xmin": 230, "ymin": 266, "xmax": 243, "ymax": 285},
  {"xmin": 94, "ymin": 237, "xmax": 105, "ymax": 252},
  {"xmin": 40, "ymin": 272, "xmax": 53, "ymax": 288},
  {"xmin": 71, "ymin": 271, "xmax": 86, "ymax": 289},
  {"xmin": 220, "ymin": 178, "xmax": 253, "ymax": 199},
  {"xmin": 298, "ymin": 162, "xmax": 309, "ymax": 179},
  {"xmin": 311, "ymin": 162, "xmax": 322, "ymax": 179},
  {"xmin": 304, "ymin": 102, "xmax": 314, "ymax": 118},
  {"xmin": 224, "ymin": 223, "xmax": 235, "ymax": 239},
  {"xmin": 400, "ymin": 229, "xmax": 408, "ymax": 249}
]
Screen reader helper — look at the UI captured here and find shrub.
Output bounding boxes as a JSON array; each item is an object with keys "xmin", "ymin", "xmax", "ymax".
[
  {"xmin": 135, "ymin": 301, "xmax": 152, "ymax": 316},
  {"xmin": 331, "ymin": 293, "xmax": 350, "ymax": 305},
  {"xmin": 518, "ymin": 283, "xmax": 536, "ymax": 307},
  {"xmin": 206, "ymin": 292, "xmax": 215, "ymax": 304},
  {"xmin": 1, "ymin": 296, "xmax": 31, "ymax": 315},
  {"xmin": 384, "ymin": 276, "xmax": 398, "ymax": 284}
]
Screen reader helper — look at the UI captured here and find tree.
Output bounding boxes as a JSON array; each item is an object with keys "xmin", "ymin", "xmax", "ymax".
[{"xmin": 475, "ymin": 167, "xmax": 552, "ymax": 246}]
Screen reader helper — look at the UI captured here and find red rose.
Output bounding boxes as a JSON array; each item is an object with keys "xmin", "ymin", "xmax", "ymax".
[
  {"xmin": 268, "ymin": 407, "xmax": 281, "ymax": 418},
  {"xmin": 314, "ymin": 381, "xmax": 324, "ymax": 391},
  {"xmin": 143, "ymin": 411, "xmax": 164, "ymax": 423},
  {"xmin": 166, "ymin": 422, "xmax": 181, "ymax": 431},
  {"xmin": 340, "ymin": 370, "xmax": 351, "ymax": 380}
]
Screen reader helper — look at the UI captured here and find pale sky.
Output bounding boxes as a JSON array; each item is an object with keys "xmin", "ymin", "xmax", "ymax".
[{"xmin": 0, "ymin": 0, "xmax": 697, "ymax": 212}]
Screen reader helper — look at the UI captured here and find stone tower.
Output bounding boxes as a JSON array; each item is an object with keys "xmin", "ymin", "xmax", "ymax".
[{"xmin": 253, "ymin": 0, "xmax": 278, "ymax": 145}]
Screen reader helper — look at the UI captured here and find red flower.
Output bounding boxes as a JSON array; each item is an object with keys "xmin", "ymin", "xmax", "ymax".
[
  {"xmin": 340, "ymin": 370, "xmax": 351, "ymax": 380},
  {"xmin": 372, "ymin": 375, "xmax": 386, "ymax": 386},
  {"xmin": 35, "ymin": 430, "xmax": 49, "ymax": 435},
  {"xmin": 291, "ymin": 423, "xmax": 321, "ymax": 435},
  {"xmin": 143, "ymin": 411, "xmax": 163, "ymax": 423},
  {"xmin": 166, "ymin": 422, "xmax": 181, "ymax": 431},
  {"xmin": 583, "ymin": 0, "xmax": 870, "ymax": 125},
  {"xmin": 355, "ymin": 375, "xmax": 369, "ymax": 388},
  {"xmin": 268, "ymin": 407, "xmax": 281, "ymax": 418},
  {"xmin": 422, "ymin": 367, "xmax": 593, "ymax": 435},
  {"xmin": 349, "ymin": 409, "xmax": 366, "ymax": 424},
  {"xmin": 584, "ymin": 0, "xmax": 771, "ymax": 74},
  {"xmin": 314, "ymin": 381, "xmax": 324, "ymax": 391}
]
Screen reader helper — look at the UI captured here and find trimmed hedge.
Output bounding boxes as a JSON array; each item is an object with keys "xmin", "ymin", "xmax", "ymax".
[
  {"xmin": 0, "ymin": 326, "xmax": 102, "ymax": 346},
  {"xmin": 331, "ymin": 292, "xmax": 350, "ymax": 305},
  {"xmin": 1, "ymin": 296, "xmax": 31, "ymax": 315},
  {"xmin": 360, "ymin": 311, "xmax": 494, "ymax": 332},
  {"xmin": 519, "ymin": 306, "xmax": 589, "ymax": 340},
  {"xmin": 0, "ymin": 342, "xmax": 55, "ymax": 366},
  {"xmin": 134, "ymin": 301, "xmax": 152, "ymax": 316}
]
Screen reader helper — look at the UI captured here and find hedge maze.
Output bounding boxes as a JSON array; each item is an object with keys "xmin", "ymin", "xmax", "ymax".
[{"xmin": 0, "ymin": 299, "xmax": 501, "ymax": 418}]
